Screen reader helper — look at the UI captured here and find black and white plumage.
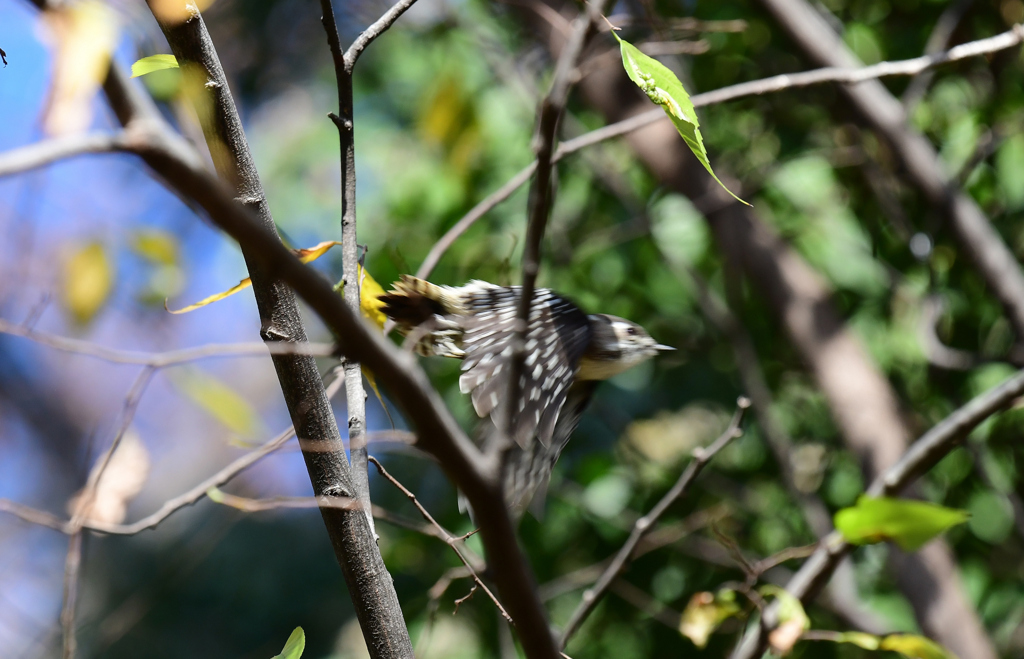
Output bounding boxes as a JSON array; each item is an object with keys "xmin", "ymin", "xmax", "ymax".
[{"xmin": 379, "ymin": 275, "xmax": 673, "ymax": 517}]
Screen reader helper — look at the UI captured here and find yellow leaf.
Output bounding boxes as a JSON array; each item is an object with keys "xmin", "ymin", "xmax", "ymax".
[
  {"xmin": 63, "ymin": 242, "xmax": 114, "ymax": 324},
  {"xmin": 166, "ymin": 276, "xmax": 253, "ymax": 314},
  {"xmin": 167, "ymin": 240, "xmax": 342, "ymax": 314},
  {"xmin": 358, "ymin": 265, "xmax": 387, "ymax": 330},
  {"xmin": 294, "ymin": 240, "xmax": 343, "ymax": 263},
  {"xmin": 880, "ymin": 634, "xmax": 955, "ymax": 659},
  {"xmin": 679, "ymin": 590, "xmax": 741, "ymax": 648},
  {"xmin": 41, "ymin": 1, "xmax": 119, "ymax": 136},
  {"xmin": 169, "ymin": 367, "xmax": 265, "ymax": 440},
  {"xmin": 131, "ymin": 229, "xmax": 179, "ymax": 265}
]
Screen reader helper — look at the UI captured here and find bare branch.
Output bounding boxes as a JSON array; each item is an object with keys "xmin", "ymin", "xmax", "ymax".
[
  {"xmin": 413, "ymin": 23, "xmax": 1024, "ymax": 278},
  {"xmin": 558, "ymin": 399, "xmax": 749, "ymax": 648},
  {"xmin": 507, "ymin": 0, "xmax": 608, "ymax": 446},
  {"xmin": 0, "ymin": 317, "xmax": 336, "ymax": 366},
  {"xmin": 319, "ymin": 0, "xmax": 374, "ymax": 535},
  {"xmin": 0, "ymin": 132, "xmax": 126, "ymax": 177},
  {"xmin": 732, "ymin": 367, "xmax": 1024, "ymax": 659},
  {"xmin": 369, "ymin": 456, "xmax": 512, "ymax": 623},
  {"xmin": 344, "ymin": 0, "xmax": 422, "ymax": 69}
]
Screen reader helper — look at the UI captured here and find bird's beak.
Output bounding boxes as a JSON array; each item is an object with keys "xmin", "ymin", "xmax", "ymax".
[{"xmin": 653, "ymin": 344, "xmax": 676, "ymax": 351}]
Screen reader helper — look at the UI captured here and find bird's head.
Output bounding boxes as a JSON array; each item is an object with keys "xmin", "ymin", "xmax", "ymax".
[{"xmin": 577, "ymin": 314, "xmax": 675, "ymax": 381}]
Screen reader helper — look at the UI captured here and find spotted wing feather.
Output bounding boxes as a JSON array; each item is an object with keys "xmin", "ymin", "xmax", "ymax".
[{"xmin": 457, "ymin": 285, "xmax": 591, "ymax": 447}]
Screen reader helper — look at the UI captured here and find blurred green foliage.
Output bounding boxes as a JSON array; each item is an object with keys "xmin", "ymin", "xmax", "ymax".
[{"xmin": 68, "ymin": 0, "xmax": 1024, "ymax": 656}]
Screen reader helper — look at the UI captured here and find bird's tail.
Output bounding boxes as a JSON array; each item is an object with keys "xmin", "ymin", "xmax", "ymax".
[
  {"xmin": 379, "ymin": 276, "xmax": 465, "ymax": 358},
  {"xmin": 378, "ymin": 275, "xmax": 448, "ymax": 330}
]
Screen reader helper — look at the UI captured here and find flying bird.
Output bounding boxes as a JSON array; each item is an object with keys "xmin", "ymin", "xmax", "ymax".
[{"xmin": 380, "ymin": 275, "xmax": 673, "ymax": 517}]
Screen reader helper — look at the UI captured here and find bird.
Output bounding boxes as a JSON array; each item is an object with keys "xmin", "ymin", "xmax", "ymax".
[{"xmin": 379, "ymin": 275, "xmax": 674, "ymax": 518}]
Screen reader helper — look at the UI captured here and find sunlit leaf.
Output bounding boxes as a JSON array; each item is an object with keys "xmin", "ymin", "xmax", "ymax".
[
  {"xmin": 167, "ymin": 240, "xmax": 342, "ymax": 313},
  {"xmin": 130, "ymin": 54, "xmax": 179, "ymax": 78},
  {"xmin": 679, "ymin": 590, "xmax": 741, "ymax": 648},
  {"xmin": 825, "ymin": 631, "xmax": 881, "ymax": 650},
  {"xmin": 131, "ymin": 229, "xmax": 179, "ymax": 265},
  {"xmin": 67, "ymin": 429, "xmax": 150, "ymax": 525},
  {"xmin": 880, "ymin": 633, "xmax": 955, "ymax": 659},
  {"xmin": 63, "ymin": 242, "xmax": 114, "ymax": 324},
  {"xmin": 270, "ymin": 627, "xmax": 305, "ymax": 659},
  {"xmin": 41, "ymin": 0, "xmax": 119, "ymax": 135},
  {"xmin": 614, "ymin": 33, "xmax": 747, "ymax": 205},
  {"xmin": 169, "ymin": 367, "xmax": 265, "ymax": 440},
  {"xmin": 759, "ymin": 585, "xmax": 810, "ymax": 655},
  {"xmin": 834, "ymin": 496, "xmax": 969, "ymax": 551},
  {"xmin": 337, "ymin": 266, "xmax": 391, "ymax": 415}
]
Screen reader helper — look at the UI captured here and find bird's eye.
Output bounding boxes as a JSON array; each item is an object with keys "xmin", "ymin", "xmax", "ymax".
[{"xmin": 625, "ymin": 326, "xmax": 637, "ymax": 336}]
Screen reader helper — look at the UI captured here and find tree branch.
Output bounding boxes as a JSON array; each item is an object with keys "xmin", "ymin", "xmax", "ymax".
[
  {"xmin": 369, "ymin": 456, "xmax": 512, "ymax": 624},
  {"xmin": 0, "ymin": 132, "xmax": 127, "ymax": 177},
  {"xmin": 412, "ymin": 22, "xmax": 1024, "ymax": 279},
  {"xmin": 0, "ymin": 317, "xmax": 336, "ymax": 365},
  {"xmin": 558, "ymin": 399, "xmax": 748, "ymax": 648},
  {"xmin": 732, "ymin": 367, "xmax": 1024, "ymax": 658},
  {"xmin": 344, "ymin": 0, "xmax": 422, "ymax": 69},
  {"xmin": 507, "ymin": 0, "xmax": 607, "ymax": 445},
  {"xmin": 145, "ymin": 4, "xmax": 410, "ymax": 655},
  {"xmin": 320, "ymin": 0, "xmax": 375, "ymax": 537}
]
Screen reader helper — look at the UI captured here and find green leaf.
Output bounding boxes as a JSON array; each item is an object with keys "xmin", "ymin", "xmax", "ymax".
[
  {"xmin": 168, "ymin": 367, "xmax": 266, "ymax": 441},
  {"xmin": 614, "ymin": 34, "xmax": 748, "ymax": 205},
  {"xmin": 271, "ymin": 627, "xmax": 305, "ymax": 659},
  {"xmin": 131, "ymin": 54, "xmax": 179, "ymax": 78},
  {"xmin": 678, "ymin": 590, "xmax": 741, "ymax": 648},
  {"xmin": 834, "ymin": 496, "xmax": 969, "ymax": 551},
  {"xmin": 880, "ymin": 633, "xmax": 955, "ymax": 659},
  {"xmin": 828, "ymin": 631, "xmax": 881, "ymax": 650}
]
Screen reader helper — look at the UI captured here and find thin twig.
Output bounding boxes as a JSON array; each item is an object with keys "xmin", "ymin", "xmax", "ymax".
[
  {"xmin": 0, "ymin": 132, "xmax": 127, "ymax": 177},
  {"xmin": 368, "ymin": 456, "xmax": 512, "ymax": 623},
  {"xmin": 320, "ymin": 0, "xmax": 376, "ymax": 534},
  {"xmin": 733, "ymin": 366, "xmax": 1024, "ymax": 659},
  {"xmin": 344, "ymin": 0, "xmax": 422, "ymax": 69},
  {"xmin": 506, "ymin": 0, "xmax": 608, "ymax": 445},
  {"xmin": 412, "ymin": 23, "xmax": 1024, "ymax": 280},
  {"xmin": 60, "ymin": 531, "xmax": 83, "ymax": 659},
  {"xmin": 0, "ymin": 318, "xmax": 336, "ymax": 365},
  {"xmin": 558, "ymin": 398, "xmax": 749, "ymax": 648}
]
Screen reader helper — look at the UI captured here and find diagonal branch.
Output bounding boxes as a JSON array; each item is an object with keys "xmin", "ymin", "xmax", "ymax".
[
  {"xmin": 369, "ymin": 456, "xmax": 512, "ymax": 624},
  {"xmin": 732, "ymin": 367, "xmax": 1024, "ymax": 658},
  {"xmin": 147, "ymin": 3, "xmax": 410, "ymax": 655},
  {"xmin": 412, "ymin": 22, "xmax": 1024, "ymax": 280},
  {"xmin": 558, "ymin": 398, "xmax": 749, "ymax": 648}
]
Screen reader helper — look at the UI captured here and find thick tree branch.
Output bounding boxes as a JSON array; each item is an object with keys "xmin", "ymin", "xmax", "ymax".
[
  {"xmin": 558, "ymin": 399, "xmax": 748, "ymax": 648},
  {"xmin": 146, "ymin": 3, "xmax": 410, "ymax": 655}
]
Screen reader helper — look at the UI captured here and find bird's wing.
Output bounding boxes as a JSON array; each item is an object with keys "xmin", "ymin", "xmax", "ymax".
[{"xmin": 457, "ymin": 285, "xmax": 591, "ymax": 447}]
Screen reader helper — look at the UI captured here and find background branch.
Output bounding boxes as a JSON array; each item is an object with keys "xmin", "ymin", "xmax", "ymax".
[{"xmin": 559, "ymin": 399, "xmax": 748, "ymax": 648}]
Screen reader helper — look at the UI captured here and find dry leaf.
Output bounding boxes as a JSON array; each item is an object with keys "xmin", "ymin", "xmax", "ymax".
[
  {"xmin": 40, "ymin": 1, "xmax": 119, "ymax": 135},
  {"xmin": 167, "ymin": 240, "xmax": 342, "ymax": 314},
  {"xmin": 769, "ymin": 618, "xmax": 806, "ymax": 656},
  {"xmin": 68, "ymin": 429, "xmax": 150, "ymax": 525}
]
